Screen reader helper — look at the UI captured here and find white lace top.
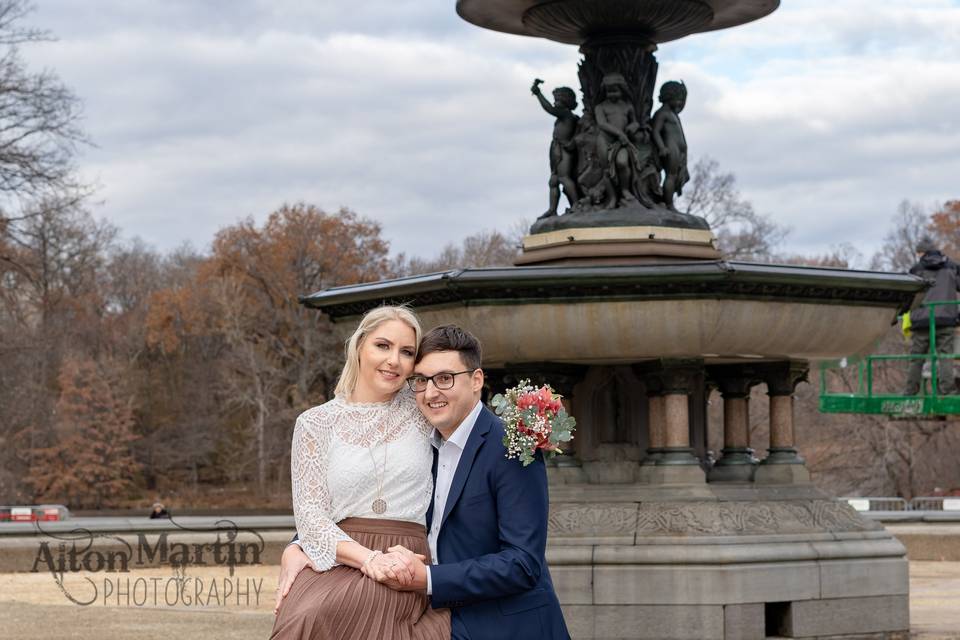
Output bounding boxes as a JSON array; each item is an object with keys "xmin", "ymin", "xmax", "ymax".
[{"xmin": 291, "ymin": 388, "xmax": 435, "ymax": 571}]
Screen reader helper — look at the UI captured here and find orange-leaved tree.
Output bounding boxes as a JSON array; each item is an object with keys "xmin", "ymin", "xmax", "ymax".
[
  {"xmin": 145, "ymin": 204, "xmax": 392, "ymax": 493},
  {"xmin": 26, "ymin": 357, "xmax": 140, "ymax": 509},
  {"xmin": 927, "ymin": 200, "xmax": 960, "ymax": 258}
]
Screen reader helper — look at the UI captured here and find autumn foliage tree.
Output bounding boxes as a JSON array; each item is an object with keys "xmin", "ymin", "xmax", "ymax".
[
  {"xmin": 25, "ymin": 357, "xmax": 140, "ymax": 508},
  {"xmin": 927, "ymin": 200, "xmax": 960, "ymax": 258},
  {"xmin": 678, "ymin": 157, "xmax": 787, "ymax": 260},
  {"xmin": 144, "ymin": 204, "xmax": 392, "ymax": 494}
]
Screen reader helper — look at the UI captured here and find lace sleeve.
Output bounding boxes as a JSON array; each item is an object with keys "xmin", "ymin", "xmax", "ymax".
[{"xmin": 291, "ymin": 407, "xmax": 353, "ymax": 571}]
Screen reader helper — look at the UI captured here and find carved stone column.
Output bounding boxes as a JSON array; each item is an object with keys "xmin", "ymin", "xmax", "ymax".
[
  {"xmin": 658, "ymin": 362, "xmax": 702, "ymax": 465},
  {"xmin": 706, "ymin": 366, "xmax": 759, "ymax": 483},
  {"xmin": 754, "ymin": 362, "xmax": 811, "ymax": 485},
  {"xmin": 640, "ymin": 360, "xmax": 705, "ymax": 484}
]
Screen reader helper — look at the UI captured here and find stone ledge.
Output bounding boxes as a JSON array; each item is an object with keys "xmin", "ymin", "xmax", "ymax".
[
  {"xmin": 819, "ymin": 558, "xmax": 909, "ymax": 599},
  {"xmin": 583, "ymin": 537, "xmax": 906, "ymax": 565},
  {"xmin": 547, "ymin": 482, "xmax": 837, "ymax": 503},
  {"xmin": 786, "ymin": 595, "xmax": 910, "ymax": 637},
  {"xmin": 561, "ymin": 604, "xmax": 725, "ymax": 640},
  {"xmin": 547, "ymin": 497, "xmax": 883, "ymax": 540},
  {"xmin": 593, "ymin": 561, "xmax": 821, "ymax": 605}
]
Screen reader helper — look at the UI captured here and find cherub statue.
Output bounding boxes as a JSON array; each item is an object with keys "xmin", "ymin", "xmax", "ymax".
[
  {"xmin": 572, "ymin": 112, "xmax": 615, "ymax": 210},
  {"xmin": 531, "ymin": 79, "xmax": 580, "ymax": 219},
  {"xmin": 594, "ymin": 73, "xmax": 654, "ymax": 208},
  {"xmin": 651, "ymin": 80, "xmax": 690, "ymax": 211}
]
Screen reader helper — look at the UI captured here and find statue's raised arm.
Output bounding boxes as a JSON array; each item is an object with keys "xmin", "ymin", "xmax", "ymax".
[{"xmin": 531, "ymin": 80, "xmax": 581, "ymax": 218}]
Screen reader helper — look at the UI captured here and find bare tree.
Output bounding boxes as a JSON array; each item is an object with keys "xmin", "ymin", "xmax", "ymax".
[
  {"xmin": 777, "ymin": 243, "xmax": 864, "ymax": 269},
  {"xmin": 678, "ymin": 157, "xmax": 788, "ymax": 260},
  {"xmin": 395, "ymin": 227, "xmax": 525, "ymax": 276},
  {"xmin": 0, "ymin": 0, "xmax": 90, "ymax": 275},
  {"xmin": 0, "ymin": 201, "xmax": 114, "ymax": 502},
  {"xmin": 869, "ymin": 200, "xmax": 930, "ymax": 272}
]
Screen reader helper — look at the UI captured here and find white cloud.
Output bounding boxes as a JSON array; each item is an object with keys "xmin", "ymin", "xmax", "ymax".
[{"xmin": 17, "ymin": 0, "xmax": 960, "ymax": 261}]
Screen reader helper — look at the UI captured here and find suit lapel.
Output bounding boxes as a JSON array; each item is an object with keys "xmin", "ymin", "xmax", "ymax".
[
  {"xmin": 440, "ymin": 407, "xmax": 493, "ymax": 531},
  {"xmin": 426, "ymin": 447, "xmax": 438, "ymax": 530}
]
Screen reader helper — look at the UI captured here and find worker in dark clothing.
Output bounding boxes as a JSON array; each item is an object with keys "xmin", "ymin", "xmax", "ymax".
[{"xmin": 904, "ymin": 236, "xmax": 960, "ymax": 395}]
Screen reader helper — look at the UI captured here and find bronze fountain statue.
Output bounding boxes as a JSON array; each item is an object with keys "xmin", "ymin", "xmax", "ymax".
[{"xmin": 489, "ymin": 0, "xmax": 781, "ymax": 235}]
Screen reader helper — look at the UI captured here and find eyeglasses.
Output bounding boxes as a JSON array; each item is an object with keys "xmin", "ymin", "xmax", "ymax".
[{"xmin": 407, "ymin": 370, "xmax": 475, "ymax": 393}]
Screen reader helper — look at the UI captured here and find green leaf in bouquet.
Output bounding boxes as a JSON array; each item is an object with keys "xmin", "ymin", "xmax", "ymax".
[{"xmin": 519, "ymin": 407, "xmax": 539, "ymax": 425}]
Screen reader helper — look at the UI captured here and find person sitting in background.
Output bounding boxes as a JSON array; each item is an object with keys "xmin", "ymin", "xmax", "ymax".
[
  {"xmin": 149, "ymin": 502, "xmax": 169, "ymax": 519},
  {"xmin": 904, "ymin": 236, "xmax": 960, "ymax": 395}
]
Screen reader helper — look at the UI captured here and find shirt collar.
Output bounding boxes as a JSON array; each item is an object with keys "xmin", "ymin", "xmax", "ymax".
[{"xmin": 431, "ymin": 400, "xmax": 483, "ymax": 450}]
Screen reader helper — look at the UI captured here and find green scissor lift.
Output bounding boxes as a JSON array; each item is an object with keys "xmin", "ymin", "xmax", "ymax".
[{"xmin": 819, "ymin": 301, "xmax": 960, "ymax": 417}]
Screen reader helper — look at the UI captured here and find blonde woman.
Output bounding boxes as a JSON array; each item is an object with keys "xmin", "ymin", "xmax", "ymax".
[{"xmin": 271, "ymin": 306, "xmax": 450, "ymax": 640}]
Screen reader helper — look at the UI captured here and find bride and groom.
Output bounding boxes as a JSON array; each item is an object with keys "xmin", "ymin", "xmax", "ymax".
[{"xmin": 270, "ymin": 306, "xmax": 569, "ymax": 640}]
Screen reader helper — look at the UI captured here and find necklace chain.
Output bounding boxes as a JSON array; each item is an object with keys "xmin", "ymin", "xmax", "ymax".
[{"xmin": 368, "ymin": 442, "xmax": 388, "ymax": 514}]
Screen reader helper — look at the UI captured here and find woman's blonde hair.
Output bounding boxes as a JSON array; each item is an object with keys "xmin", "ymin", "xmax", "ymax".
[{"xmin": 334, "ymin": 305, "xmax": 422, "ymax": 398}]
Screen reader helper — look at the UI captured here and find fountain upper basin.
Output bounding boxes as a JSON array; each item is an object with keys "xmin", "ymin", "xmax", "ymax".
[
  {"xmin": 301, "ymin": 261, "xmax": 922, "ymax": 367},
  {"xmin": 456, "ymin": 0, "xmax": 780, "ymax": 46}
]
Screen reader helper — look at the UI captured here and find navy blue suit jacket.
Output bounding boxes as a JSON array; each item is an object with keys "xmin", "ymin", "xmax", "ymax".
[{"xmin": 427, "ymin": 406, "xmax": 569, "ymax": 640}]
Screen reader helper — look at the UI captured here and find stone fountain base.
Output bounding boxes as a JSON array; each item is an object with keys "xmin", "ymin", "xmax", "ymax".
[
  {"xmin": 515, "ymin": 225, "xmax": 721, "ymax": 266},
  {"xmin": 545, "ymin": 482, "xmax": 910, "ymax": 640},
  {"xmin": 301, "ymin": 262, "xmax": 921, "ymax": 640}
]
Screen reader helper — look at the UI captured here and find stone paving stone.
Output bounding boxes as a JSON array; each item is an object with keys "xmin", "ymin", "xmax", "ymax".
[{"xmin": 0, "ymin": 561, "xmax": 957, "ymax": 638}]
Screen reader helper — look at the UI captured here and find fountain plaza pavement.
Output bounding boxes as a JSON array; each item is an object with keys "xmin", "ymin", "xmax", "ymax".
[{"xmin": 0, "ymin": 558, "xmax": 957, "ymax": 639}]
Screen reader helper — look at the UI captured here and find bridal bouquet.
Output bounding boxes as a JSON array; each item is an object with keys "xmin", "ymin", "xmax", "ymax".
[{"xmin": 491, "ymin": 380, "xmax": 576, "ymax": 466}]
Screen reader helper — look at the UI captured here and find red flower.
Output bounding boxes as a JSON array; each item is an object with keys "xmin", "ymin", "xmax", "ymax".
[{"xmin": 516, "ymin": 387, "xmax": 563, "ymax": 415}]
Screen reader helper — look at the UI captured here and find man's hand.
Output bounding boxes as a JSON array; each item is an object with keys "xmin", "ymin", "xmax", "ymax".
[
  {"xmin": 377, "ymin": 545, "xmax": 428, "ymax": 592},
  {"xmin": 274, "ymin": 544, "xmax": 315, "ymax": 615},
  {"xmin": 361, "ymin": 550, "xmax": 417, "ymax": 585}
]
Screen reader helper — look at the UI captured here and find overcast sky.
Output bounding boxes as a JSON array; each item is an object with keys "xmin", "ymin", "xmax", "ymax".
[{"xmin": 21, "ymin": 0, "xmax": 960, "ymax": 262}]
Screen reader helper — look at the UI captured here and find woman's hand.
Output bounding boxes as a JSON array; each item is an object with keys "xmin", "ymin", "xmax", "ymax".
[
  {"xmin": 361, "ymin": 550, "xmax": 416, "ymax": 585},
  {"xmin": 274, "ymin": 544, "xmax": 315, "ymax": 615}
]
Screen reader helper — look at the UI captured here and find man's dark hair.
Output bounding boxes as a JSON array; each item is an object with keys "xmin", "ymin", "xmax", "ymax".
[{"xmin": 418, "ymin": 324, "xmax": 482, "ymax": 370}]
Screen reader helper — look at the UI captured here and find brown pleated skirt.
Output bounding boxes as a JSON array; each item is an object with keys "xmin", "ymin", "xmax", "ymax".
[{"xmin": 271, "ymin": 518, "xmax": 450, "ymax": 640}]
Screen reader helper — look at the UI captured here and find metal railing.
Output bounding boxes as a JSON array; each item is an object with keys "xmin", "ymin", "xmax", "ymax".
[
  {"xmin": 0, "ymin": 504, "xmax": 70, "ymax": 522},
  {"xmin": 843, "ymin": 496, "xmax": 960, "ymax": 512},
  {"xmin": 820, "ymin": 300, "xmax": 960, "ymax": 415}
]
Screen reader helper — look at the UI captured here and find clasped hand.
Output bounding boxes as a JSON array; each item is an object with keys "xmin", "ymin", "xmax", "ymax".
[{"xmin": 362, "ymin": 546, "xmax": 427, "ymax": 592}]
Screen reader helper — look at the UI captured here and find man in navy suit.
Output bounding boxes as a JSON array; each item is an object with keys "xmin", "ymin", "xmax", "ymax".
[{"xmin": 381, "ymin": 325, "xmax": 569, "ymax": 640}]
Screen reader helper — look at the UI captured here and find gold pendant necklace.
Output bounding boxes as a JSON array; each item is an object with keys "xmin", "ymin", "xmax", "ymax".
[{"xmin": 369, "ymin": 442, "xmax": 388, "ymax": 514}]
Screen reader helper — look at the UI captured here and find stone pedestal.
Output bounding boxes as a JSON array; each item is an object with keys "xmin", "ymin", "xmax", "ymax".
[
  {"xmin": 538, "ymin": 357, "xmax": 906, "ymax": 639},
  {"xmin": 545, "ymin": 483, "xmax": 911, "ymax": 640},
  {"xmin": 517, "ymin": 225, "xmax": 720, "ymax": 266}
]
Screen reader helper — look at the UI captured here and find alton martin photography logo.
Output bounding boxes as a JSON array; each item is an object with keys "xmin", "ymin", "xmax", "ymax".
[{"xmin": 29, "ymin": 517, "xmax": 266, "ymax": 607}]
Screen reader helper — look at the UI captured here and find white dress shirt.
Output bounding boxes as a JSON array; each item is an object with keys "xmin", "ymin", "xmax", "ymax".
[{"xmin": 425, "ymin": 399, "xmax": 483, "ymax": 595}]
